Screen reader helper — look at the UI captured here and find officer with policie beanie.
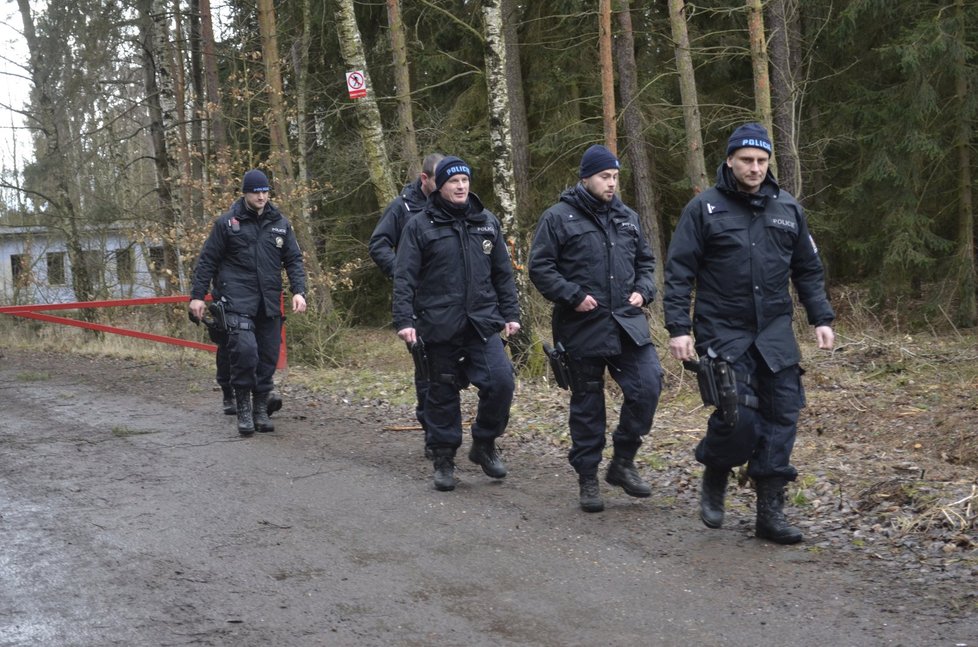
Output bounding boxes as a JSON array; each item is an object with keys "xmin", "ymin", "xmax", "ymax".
[
  {"xmin": 189, "ymin": 168, "xmax": 307, "ymax": 436},
  {"xmin": 664, "ymin": 123, "xmax": 835, "ymax": 544},
  {"xmin": 392, "ymin": 156, "xmax": 521, "ymax": 491}
]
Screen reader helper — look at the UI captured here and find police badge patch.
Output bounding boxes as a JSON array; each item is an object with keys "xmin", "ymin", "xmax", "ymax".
[
  {"xmin": 275, "ymin": 236, "xmax": 284, "ymax": 248},
  {"xmin": 482, "ymin": 239, "xmax": 493, "ymax": 255}
]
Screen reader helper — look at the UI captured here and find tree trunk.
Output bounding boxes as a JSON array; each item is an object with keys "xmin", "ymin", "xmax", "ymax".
[
  {"xmin": 766, "ymin": 0, "xmax": 802, "ymax": 197},
  {"xmin": 386, "ymin": 0, "xmax": 420, "ymax": 180},
  {"xmin": 199, "ymin": 0, "xmax": 228, "ymax": 190},
  {"xmin": 16, "ymin": 0, "xmax": 95, "ymax": 318},
  {"xmin": 668, "ymin": 0, "xmax": 709, "ymax": 193},
  {"xmin": 138, "ymin": 0, "xmax": 183, "ymax": 296},
  {"xmin": 483, "ymin": 0, "xmax": 532, "ymax": 366},
  {"xmin": 334, "ymin": 0, "xmax": 397, "ymax": 208},
  {"xmin": 599, "ymin": 0, "xmax": 617, "ymax": 153},
  {"xmin": 746, "ymin": 0, "xmax": 773, "ymax": 144},
  {"xmin": 502, "ymin": 0, "xmax": 531, "ymax": 229},
  {"xmin": 188, "ymin": 0, "xmax": 205, "ymax": 222},
  {"xmin": 953, "ymin": 0, "xmax": 976, "ymax": 326},
  {"xmin": 257, "ymin": 0, "xmax": 325, "ymax": 308},
  {"xmin": 170, "ymin": 0, "xmax": 193, "ymax": 217},
  {"xmin": 615, "ymin": 0, "xmax": 663, "ymax": 307}
]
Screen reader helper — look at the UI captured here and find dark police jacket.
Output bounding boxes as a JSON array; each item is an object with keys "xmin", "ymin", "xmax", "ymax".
[
  {"xmin": 368, "ymin": 179, "xmax": 427, "ymax": 278},
  {"xmin": 191, "ymin": 197, "xmax": 306, "ymax": 318},
  {"xmin": 663, "ymin": 164, "xmax": 834, "ymax": 373},
  {"xmin": 529, "ymin": 185, "xmax": 656, "ymax": 358},
  {"xmin": 392, "ymin": 193, "xmax": 520, "ymax": 344}
]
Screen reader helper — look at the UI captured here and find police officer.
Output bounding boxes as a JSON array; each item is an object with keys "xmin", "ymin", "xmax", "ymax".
[
  {"xmin": 204, "ymin": 285, "xmax": 282, "ymax": 417},
  {"xmin": 190, "ymin": 169, "xmax": 307, "ymax": 436},
  {"xmin": 392, "ymin": 156, "xmax": 521, "ymax": 491},
  {"xmin": 529, "ymin": 144, "xmax": 664, "ymax": 513},
  {"xmin": 369, "ymin": 153, "xmax": 443, "ymax": 457},
  {"xmin": 664, "ymin": 123, "xmax": 835, "ymax": 544}
]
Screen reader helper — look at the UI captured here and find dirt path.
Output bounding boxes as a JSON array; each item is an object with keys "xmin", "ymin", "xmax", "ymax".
[{"xmin": 0, "ymin": 347, "xmax": 974, "ymax": 646}]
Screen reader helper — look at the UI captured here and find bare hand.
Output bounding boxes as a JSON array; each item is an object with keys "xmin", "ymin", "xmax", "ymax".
[
  {"xmin": 397, "ymin": 327, "xmax": 417, "ymax": 345},
  {"xmin": 188, "ymin": 299, "xmax": 206, "ymax": 320},
  {"xmin": 292, "ymin": 294, "xmax": 307, "ymax": 313},
  {"xmin": 815, "ymin": 325, "xmax": 834, "ymax": 350},
  {"xmin": 504, "ymin": 322, "xmax": 521, "ymax": 337},
  {"xmin": 575, "ymin": 295, "xmax": 598, "ymax": 312},
  {"xmin": 669, "ymin": 335, "xmax": 696, "ymax": 361},
  {"xmin": 628, "ymin": 292, "xmax": 644, "ymax": 308}
]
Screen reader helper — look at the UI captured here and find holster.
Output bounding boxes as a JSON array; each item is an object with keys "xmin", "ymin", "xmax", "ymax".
[
  {"xmin": 409, "ymin": 338, "xmax": 430, "ymax": 382},
  {"xmin": 543, "ymin": 341, "xmax": 571, "ymax": 390},
  {"xmin": 426, "ymin": 344, "xmax": 468, "ymax": 388},
  {"xmin": 207, "ymin": 300, "xmax": 228, "ymax": 333},
  {"xmin": 683, "ymin": 350, "xmax": 750, "ymax": 427}
]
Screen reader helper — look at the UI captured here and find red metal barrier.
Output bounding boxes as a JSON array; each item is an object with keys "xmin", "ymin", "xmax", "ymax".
[{"xmin": 0, "ymin": 295, "xmax": 288, "ymax": 369}]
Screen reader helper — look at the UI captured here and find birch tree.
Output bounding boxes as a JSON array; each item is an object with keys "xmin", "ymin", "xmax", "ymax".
[
  {"xmin": 334, "ymin": 0, "xmax": 397, "ymax": 208},
  {"xmin": 483, "ymin": 0, "xmax": 532, "ymax": 362},
  {"xmin": 668, "ymin": 0, "xmax": 709, "ymax": 193},
  {"xmin": 138, "ymin": 0, "xmax": 184, "ymax": 295}
]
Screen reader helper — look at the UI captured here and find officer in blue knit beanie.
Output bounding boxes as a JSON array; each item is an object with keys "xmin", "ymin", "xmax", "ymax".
[
  {"xmin": 664, "ymin": 122, "xmax": 835, "ymax": 544},
  {"xmin": 392, "ymin": 155, "xmax": 521, "ymax": 492},
  {"xmin": 529, "ymin": 144, "xmax": 663, "ymax": 513}
]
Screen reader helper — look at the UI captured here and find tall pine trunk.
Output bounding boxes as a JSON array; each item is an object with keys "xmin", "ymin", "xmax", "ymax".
[
  {"xmin": 198, "ymin": 0, "xmax": 228, "ymax": 193},
  {"xmin": 953, "ymin": 0, "xmax": 975, "ymax": 326},
  {"xmin": 766, "ymin": 0, "xmax": 802, "ymax": 198},
  {"xmin": 615, "ymin": 0, "xmax": 663, "ymax": 305},
  {"xmin": 746, "ymin": 0, "xmax": 773, "ymax": 146},
  {"xmin": 386, "ymin": 0, "xmax": 420, "ymax": 180},
  {"xmin": 599, "ymin": 0, "xmax": 617, "ymax": 152},
  {"xmin": 668, "ymin": 0, "xmax": 709, "ymax": 193},
  {"xmin": 257, "ymin": 0, "xmax": 325, "ymax": 307}
]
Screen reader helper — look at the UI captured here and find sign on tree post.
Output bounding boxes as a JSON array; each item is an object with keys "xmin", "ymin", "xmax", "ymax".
[{"xmin": 346, "ymin": 70, "xmax": 366, "ymax": 99}]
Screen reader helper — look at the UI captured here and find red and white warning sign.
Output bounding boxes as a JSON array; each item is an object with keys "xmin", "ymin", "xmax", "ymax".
[{"xmin": 346, "ymin": 70, "xmax": 367, "ymax": 99}]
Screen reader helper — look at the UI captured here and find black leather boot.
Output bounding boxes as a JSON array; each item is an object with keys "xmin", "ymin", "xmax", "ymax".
[
  {"xmin": 253, "ymin": 391, "xmax": 275, "ymax": 433},
  {"xmin": 234, "ymin": 388, "xmax": 254, "ymax": 436},
  {"xmin": 468, "ymin": 439, "xmax": 507, "ymax": 479},
  {"xmin": 221, "ymin": 385, "xmax": 235, "ymax": 415},
  {"xmin": 267, "ymin": 392, "xmax": 283, "ymax": 416},
  {"xmin": 755, "ymin": 478, "xmax": 803, "ymax": 544},
  {"xmin": 579, "ymin": 474, "xmax": 604, "ymax": 513},
  {"xmin": 605, "ymin": 455, "xmax": 651, "ymax": 498},
  {"xmin": 700, "ymin": 467, "xmax": 729, "ymax": 529},
  {"xmin": 432, "ymin": 448, "xmax": 457, "ymax": 491}
]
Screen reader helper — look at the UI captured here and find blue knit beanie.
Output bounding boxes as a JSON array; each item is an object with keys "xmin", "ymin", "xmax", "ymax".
[
  {"xmin": 726, "ymin": 123, "xmax": 773, "ymax": 156},
  {"xmin": 434, "ymin": 156, "xmax": 472, "ymax": 190},
  {"xmin": 579, "ymin": 144, "xmax": 620, "ymax": 178},
  {"xmin": 241, "ymin": 169, "xmax": 271, "ymax": 193}
]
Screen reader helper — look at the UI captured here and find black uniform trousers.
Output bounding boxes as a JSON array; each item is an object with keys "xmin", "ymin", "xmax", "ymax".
[
  {"xmin": 567, "ymin": 334, "xmax": 663, "ymax": 477},
  {"xmin": 695, "ymin": 344, "xmax": 804, "ymax": 481},
  {"xmin": 207, "ymin": 327, "xmax": 231, "ymax": 389},
  {"xmin": 423, "ymin": 330, "xmax": 514, "ymax": 452},
  {"xmin": 227, "ymin": 309, "xmax": 282, "ymax": 394}
]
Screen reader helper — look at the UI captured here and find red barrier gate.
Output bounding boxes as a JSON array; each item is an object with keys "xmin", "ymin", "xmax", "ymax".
[{"xmin": 0, "ymin": 295, "xmax": 288, "ymax": 368}]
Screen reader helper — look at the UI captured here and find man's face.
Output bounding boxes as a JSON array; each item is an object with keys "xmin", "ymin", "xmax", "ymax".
[
  {"xmin": 726, "ymin": 148, "xmax": 770, "ymax": 194},
  {"xmin": 244, "ymin": 190, "xmax": 269, "ymax": 213},
  {"xmin": 582, "ymin": 169, "xmax": 619, "ymax": 203},
  {"xmin": 439, "ymin": 174, "xmax": 470, "ymax": 206}
]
